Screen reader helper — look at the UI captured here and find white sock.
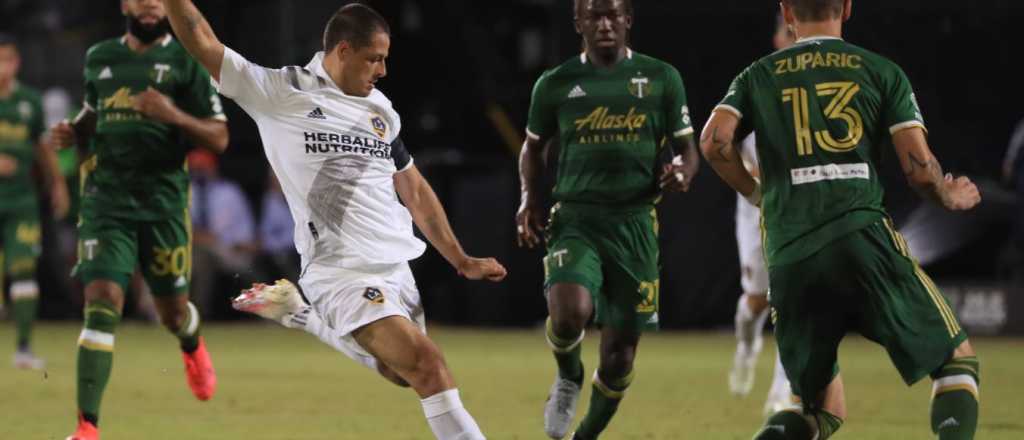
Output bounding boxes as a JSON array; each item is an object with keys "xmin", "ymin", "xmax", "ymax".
[
  {"xmin": 290, "ymin": 306, "xmax": 379, "ymax": 371},
  {"xmin": 734, "ymin": 293, "xmax": 769, "ymax": 358},
  {"xmin": 767, "ymin": 349, "xmax": 791, "ymax": 399},
  {"xmin": 421, "ymin": 389, "xmax": 485, "ymax": 440}
]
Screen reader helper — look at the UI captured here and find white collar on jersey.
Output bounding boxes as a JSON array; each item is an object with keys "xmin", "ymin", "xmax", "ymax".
[
  {"xmin": 580, "ymin": 47, "xmax": 633, "ymax": 64},
  {"xmin": 795, "ymin": 35, "xmax": 844, "ymax": 44},
  {"xmin": 120, "ymin": 34, "xmax": 173, "ymax": 47}
]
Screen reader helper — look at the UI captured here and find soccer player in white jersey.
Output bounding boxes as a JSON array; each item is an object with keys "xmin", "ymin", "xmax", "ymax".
[
  {"xmin": 164, "ymin": 2, "xmax": 506, "ymax": 439},
  {"xmin": 728, "ymin": 15, "xmax": 795, "ymax": 416}
]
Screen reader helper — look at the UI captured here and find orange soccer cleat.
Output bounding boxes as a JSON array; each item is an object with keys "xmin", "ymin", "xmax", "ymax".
[
  {"xmin": 182, "ymin": 336, "xmax": 217, "ymax": 401},
  {"xmin": 66, "ymin": 413, "xmax": 99, "ymax": 440}
]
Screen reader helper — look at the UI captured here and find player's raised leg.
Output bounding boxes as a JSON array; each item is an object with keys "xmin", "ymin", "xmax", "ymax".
[
  {"xmin": 543, "ymin": 283, "xmax": 591, "ymax": 439},
  {"xmin": 354, "ymin": 316, "xmax": 485, "ymax": 440},
  {"xmin": 153, "ymin": 294, "xmax": 215, "ymax": 401}
]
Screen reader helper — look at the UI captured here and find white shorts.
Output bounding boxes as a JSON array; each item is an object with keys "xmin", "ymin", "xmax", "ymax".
[
  {"xmin": 736, "ymin": 197, "xmax": 769, "ymax": 294},
  {"xmin": 298, "ymin": 262, "xmax": 426, "ymax": 366}
]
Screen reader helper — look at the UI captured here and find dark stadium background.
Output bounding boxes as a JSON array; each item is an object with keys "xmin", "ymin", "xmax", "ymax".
[{"xmin": 3, "ymin": 0, "xmax": 1021, "ymax": 330}]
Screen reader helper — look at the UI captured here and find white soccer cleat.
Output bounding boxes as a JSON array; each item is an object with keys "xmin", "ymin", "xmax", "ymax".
[
  {"xmin": 544, "ymin": 374, "xmax": 582, "ymax": 439},
  {"xmin": 232, "ymin": 279, "xmax": 305, "ymax": 327},
  {"xmin": 729, "ymin": 344, "xmax": 759, "ymax": 396},
  {"xmin": 13, "ymin": 350, "xmax": 45, "ymax": 370}
]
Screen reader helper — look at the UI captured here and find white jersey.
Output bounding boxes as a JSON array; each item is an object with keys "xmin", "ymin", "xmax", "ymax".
[{"xmin": 216, "ymin": 47, "xmax": 426, "ymax": 270}]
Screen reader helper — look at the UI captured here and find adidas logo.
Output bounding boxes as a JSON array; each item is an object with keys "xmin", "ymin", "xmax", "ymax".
[
  {"xmin": 174, "ymin": 276, "xmax": 187, "ymax": 288},
  {"xmin": 99, "ymin": 66, "xmax": 113, "ymax": 80},
  {"xmin": 307, "ymin": 107, "xmax": 326, "ymax": 120},
  {"xmin": 938, "ymin": 417, "xmax": 959, "ymax": 430},
  {"xmin": 568, "ymin": 85, "xmax": 586, "ymax": 99}
]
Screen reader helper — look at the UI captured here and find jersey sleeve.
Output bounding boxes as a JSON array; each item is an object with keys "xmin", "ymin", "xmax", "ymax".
[
  {"xmin": 664, "ymin": 66, "xmax": 693, "ymax": 138},
  {"xmin": 179, "ymin": 57, "xmax": 227, "ymax": 121},
  {"xmin": 881, "ymin": 65, "xmax": 926, "ymax": 135},
  {"xmin": 525, "ymin": 72, "xmax": 556, "ymax": 141},
  {"xmin": 714, "ymin": 66, "xmax": 752, "ymax": 120},
  {"xmin": 215, "ymin": 46, "xmax": 289, "ymax": 113}
]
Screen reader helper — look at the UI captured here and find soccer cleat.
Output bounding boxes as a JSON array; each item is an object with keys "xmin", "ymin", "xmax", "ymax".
[
  {"xmin": 232, "ymin": 279, "xmax": 305, "ymax": 327},
  {"xmin": 182, "ymin": 336, "xmax": 216, "ymax": 401},
  {"xmin": 13, "ymin": 350, "xmax": 45, "ymax": 370},
  {"xmin": 544, "ymin": 374, "xmax": 582, "ymax": 439},
  {"xmin": 66, "ymin": 413, "xmax": 99, "ymax": 440},
  {"xmin": 729, "ymin": 342, "xmax": 760, "ymax": 396}
]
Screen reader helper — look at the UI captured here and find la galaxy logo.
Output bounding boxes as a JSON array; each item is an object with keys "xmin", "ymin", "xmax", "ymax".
[
  {"xmin": 363, "ymin": 287, "xmax": 385, "ymax": 304},
  {"xmin": 370, "ymin": 114, "xmax": 387, "ymax": 139},
  {"xmin": 628, "ymin": 73, "xmax": 649, "ymax": 98}
]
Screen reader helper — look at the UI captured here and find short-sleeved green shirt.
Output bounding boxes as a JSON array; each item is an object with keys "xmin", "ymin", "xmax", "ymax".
[
  {"xmin": 0, "ymin": 83, "xmax": 44, "ymax": 214},
  {"xmin": 716, "ymin": 37, "xmax": 925, "ymax": 267},
  {"xmin": 527, "ymin": 50, "xmax": 693, "ymax": 210},
  {"xmin": 81, "ymin": 35, "xmax": 225, "ymax": 220}
]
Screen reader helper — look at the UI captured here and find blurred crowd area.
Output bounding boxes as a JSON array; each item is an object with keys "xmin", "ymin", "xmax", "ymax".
[{"xmin": 1, "ymin": 0, "xmax": 1023, "ymax": 328}]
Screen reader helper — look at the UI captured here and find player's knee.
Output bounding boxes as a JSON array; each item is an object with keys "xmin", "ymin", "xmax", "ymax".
[
  {"xmin": 156, "ymin": 305, "xmax": 188, "ymax": 333},
  {"xmin": 549, "ymin": 310, "xmax": 588, "ymax": 337},
  {"xmin": 405, "ymin": 343, "xmax": 450, "ymax": 391},
  {"xmin": 599, "ymin": 347, "xmax": 636, "ymax": 381},
  {"xmin": 85, "ymin": 281, "xmax": 125, "ymax": 308}
]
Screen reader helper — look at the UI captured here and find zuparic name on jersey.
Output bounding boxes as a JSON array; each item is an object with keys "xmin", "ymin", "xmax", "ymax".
[
  {"xmin": 775, "ymin": 51, "xmax": 863, "ymax": 75},
  {"xmin": 303, "ymin": 131, "xmax": 394, "ymax": 160}
]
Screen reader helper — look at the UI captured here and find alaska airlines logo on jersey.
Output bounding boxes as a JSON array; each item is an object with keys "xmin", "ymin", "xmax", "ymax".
[
  {"xmin": 0, "ymin": 121, "xmax": 29, "ymax": 142},
  {"xmin": 303, "ymin": 131, "xmax": 394, "ymax": 160},
  {"xmin": 775, "ymin": 52, "xmax": 862, "ymax": 75},
  {"xmin": 574, "ymin": 107, "xmax": 648, "ymax": 132},
  {"xmin": 628, "ymin": 75, "xmax": 649, "ymax": 98},
  {"xmin": 370, "ymin": 114, "xmax": 387, "ymax": 139},
  {"xmin": 101, "ymin": 87, "xmax": 144, "ymax": 123}
]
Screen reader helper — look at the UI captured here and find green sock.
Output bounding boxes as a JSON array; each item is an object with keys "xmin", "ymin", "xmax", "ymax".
[
  {"xmin": 754, "ymin": 410, "xmax": 814, "ymax": 440},
  {"xmin": 77, "ymin": 300, "xmax": 120, "ymax": 426},
  {"xmin": 575, "ymin": 369, "xmax": 633, "ymax": 439},
  {"xmin": 931, "ymin": 356, "xmax": 979, "ymax": 440},
  {"xmin": 176, "ymin": 301, "xmax": 201, "ymax": 353},
  {"xmin": 10, "ymin": 280, "xmax": 40, "ymax": 352},
  {"xmin": 546, "ymin": 317, "xmax": 583, "ymax": 383}
]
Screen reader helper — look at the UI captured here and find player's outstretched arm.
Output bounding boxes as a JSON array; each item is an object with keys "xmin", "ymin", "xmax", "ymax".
[
  {"xmin": 34, "ymin": 138, "xmax": 69, "ymax": 219},
  {"xmin": 394, "ymin": 165, "xmax": 508, "ymax": 282},
  {"xmin": 699, "ymin": 110, "xmax": 760, "ymax": 206},
  {"xmin": 50, "ymin": 107, "xmax": 96, "ymax": 150},
  {"xmin": 516, "ymin": 136, "xmax": 546, "ymax": 248},
  {"xmin": 164, "ymin": 0, "xmax": 225, "ymax": 82},
  {"xmin": 893, "ymin": 127, "xmax": 981, "ymax": 211}
]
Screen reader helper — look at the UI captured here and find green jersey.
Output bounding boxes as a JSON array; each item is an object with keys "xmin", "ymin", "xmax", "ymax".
[
  {"xmin": 527, "ymin": 50, "xmax": 693, "ymax": 209},
  {"xmin": 81, "ymin": 35, "xmax": 225, "ymax": 220},
  {"xmin": 0, "ymin": 83, "xmax": 44, "ymax": 214},
  {"xmin": 717, "ymin": 37, "xmax": 925, "ymax": 267}
]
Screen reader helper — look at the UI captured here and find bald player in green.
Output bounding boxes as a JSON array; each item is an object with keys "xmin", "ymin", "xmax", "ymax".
[{"xmin": 701, "ymin": 1, "xmax": 981, "ymax": 439}]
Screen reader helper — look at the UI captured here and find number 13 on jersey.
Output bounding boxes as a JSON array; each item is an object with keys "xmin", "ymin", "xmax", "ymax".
[{"xmin": 782, "ymin": 81, "xmax": 864, "ymax": 156}]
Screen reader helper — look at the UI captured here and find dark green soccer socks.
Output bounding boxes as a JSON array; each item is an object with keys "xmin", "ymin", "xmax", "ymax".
[
  {"xmin": 574, "ymin": 369, "xmax": 634, "ymax": 439},
  {"xmin": 754, "ymin": 409, "xmax": 843, "ymax": 440},
  {"xmin": 546, "ymin": 317, "xmax": 584, "ymax": 383},
  {"xmin": 77, "ymin": 300, "xmax": 120, "ymax": 425},
  {"xmin": 931, "ymin": 356, "xmax": 979, "ymax": 440},
  {"xmin": 10, "ymin": 280, "xmax": 40, "ymax": 352}
]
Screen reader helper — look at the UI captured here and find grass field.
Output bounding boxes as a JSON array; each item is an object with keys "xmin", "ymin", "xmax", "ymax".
[{"xmin": 1, "ymin": 323, "xmax": 1022, "ymax": 439}]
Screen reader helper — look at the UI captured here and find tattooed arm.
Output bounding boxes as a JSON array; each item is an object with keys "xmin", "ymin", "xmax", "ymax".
[
  {"xmin": 164, "ymin": 0, "xmax": 226, "ymax": 82},
  {"xmin": 699, "ymin": 109, "xmax": 760, "ymax": 205},
  {"xmin": 893, "ymin": 127, "xmax": 980, "ymax": 211}
]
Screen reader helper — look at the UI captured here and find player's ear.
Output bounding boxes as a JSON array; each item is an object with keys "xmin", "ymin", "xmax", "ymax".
[
  {"xmin": 121, "ymin": 0, "xmax": 129, "ymax": 16},
  {"xmin": 842, "ymin": 0, "xmax": 853, "ymax": 22},
  {"xmin": 779, "ymin": 2, "xmax": 795, "ymax": 29},
  {"xmin": 334, "ymin": 40, "xmax": 351, "ymax": 62},
  {"xmin": 624, "ymin": 13, "xmax": 633, "ymax": 31}
]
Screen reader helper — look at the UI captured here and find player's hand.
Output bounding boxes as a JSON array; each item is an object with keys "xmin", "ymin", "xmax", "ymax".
[
  {"xmin": 50, "ymin": 120, "xmax": 77, "ymax": 149},
  {"xmin": 0, "ymin": 153, "xmax": 17, "ymax": 177},
  {"xmin": 457, "ymin": 256, "xmax": 508, "ymax": 282},
  {"xmin": 133, "ymin": 87, "xmax": 183, "ymax": 125},
  {"xmin": 516, "ymin": 199, "xmax": 545, "ymax": 249},
  {"xmin": 659, "ymin": 155, "xmax": 691, "ymax": 193},
  {"xmin": 941, "ymin": 173, "xmax": 981, "ymax": 211},
  {"xmin": 50, "ymin": 181, "xmax": 70, "ymax": 220}
]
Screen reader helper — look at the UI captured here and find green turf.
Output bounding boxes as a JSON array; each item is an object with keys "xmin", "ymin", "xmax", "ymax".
[{"xmin": 1, "ymin": 322, "xmax": 1021, "ymax": 439}]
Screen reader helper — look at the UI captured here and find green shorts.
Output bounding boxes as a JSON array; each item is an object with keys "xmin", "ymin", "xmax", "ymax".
[
  {"xmin": 544, "ymin": 203, "xmax": 660, "ymax": 332},
  {"xmin": 769, "ymin": 219, "xmax": 967, "ymax": 405},
  {"xmin": 1, "ymin": 209, "xmax": 41, "ymax": 280},
  {"xmin": 73, "ymin": 211, "xmax": 192, "ymax": 296}
]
